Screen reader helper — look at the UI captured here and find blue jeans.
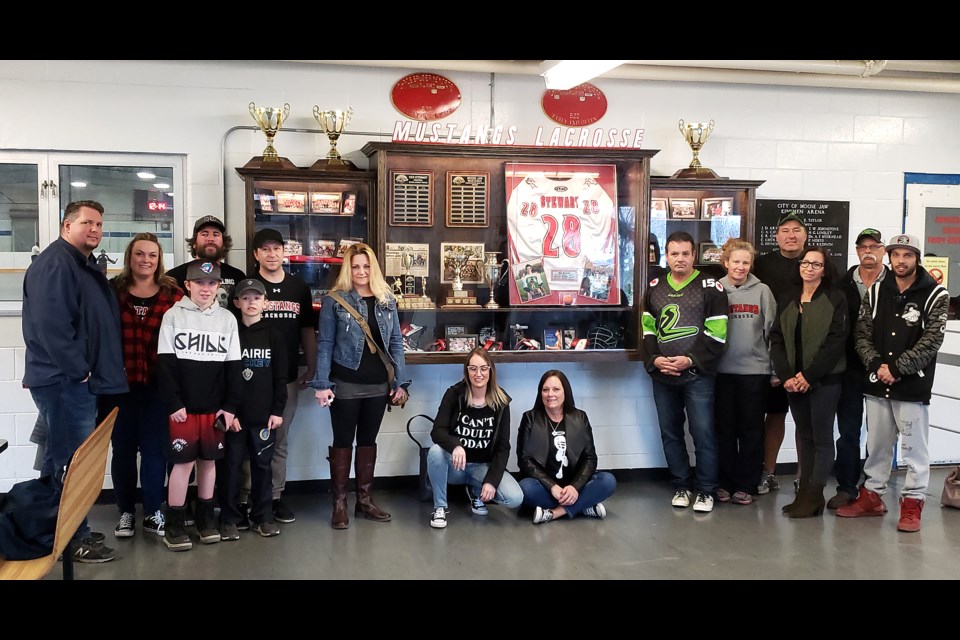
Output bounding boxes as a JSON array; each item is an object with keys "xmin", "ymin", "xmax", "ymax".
[
  {"xmin": 835, "ymin": 367, "xmax": 866, "ymax": 495},
  {"xmin": 426, "ymin": 444, "xmax": 523, "ymax": 511},
  {"xmin": 518, "ymin": 473, "xmax": 617, "ymax": 518},
  {"xmin": 30, "ymin": 380, "xmax": 98, "ymax": 539},
  {"xmin": 651, "ymin": 375, "xmax": 719, "ymax": 495},
  {"xmin": 104, "ymin": 384, "xmax": 169, "ymax": 516}
]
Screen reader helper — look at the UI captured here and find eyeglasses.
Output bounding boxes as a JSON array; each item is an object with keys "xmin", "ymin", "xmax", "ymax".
[
  {"xmin": 467, "ymin": 365, "xmax": 491, "ymax": 374},
  {"xmin": 857, "ymin": 244, "xmax": 884, "ymax": 252},
  {"xmin": 799, "ymin": 261, "xmax": 824, "ymax": 270}
]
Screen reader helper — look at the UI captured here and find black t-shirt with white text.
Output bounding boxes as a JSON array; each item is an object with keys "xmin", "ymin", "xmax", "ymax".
[
  {"xmin": 456, "ymin": 404, "xmax": 497, "ymax": 465},
  {"xmin": 251, "ymin": 272, "xmax": 317, "ymax": 380}
]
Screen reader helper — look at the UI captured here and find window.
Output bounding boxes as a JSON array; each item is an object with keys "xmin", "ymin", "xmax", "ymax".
[{"xmin": 0, "ymin": 152, "xmax": 185, "ymax": 303}]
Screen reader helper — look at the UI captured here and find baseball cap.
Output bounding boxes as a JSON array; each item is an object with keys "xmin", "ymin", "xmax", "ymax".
[
  {"xmin": 856, "ymin": 228, "xmax": 883, "ymax": 245},
  {"xmin": 253, "ymin": 227, "xmax": 284, "ymax": 249},
  {"xmin": 885, "ymin": 233, "xmax": 922, "ymax": 256},
  {"xmin": 193, "ymin": 215, "xmax": 225, "ymax": 234},
  {"xmin": 234, "ymin": 278, "xmax": 267, "ymax": 298},
  {"xmin": 777, "ymin": 212, "xmax": 806, "ymax": 228},
  {"xmin": 185, "ymin": 260, "xmax": 221, "ymax": 281}
]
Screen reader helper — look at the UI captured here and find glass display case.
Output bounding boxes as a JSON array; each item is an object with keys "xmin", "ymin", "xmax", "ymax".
[
  {"xmin": 236, "ymin": 166, "xmax": 376, "ymax": 312},
  {"xmin": 648, "ymin": 176, "xmax": 765, "ymax": 281},
  {"xmin": 361, "ymin": 142, "xmax": 656, "ymax": 364}
]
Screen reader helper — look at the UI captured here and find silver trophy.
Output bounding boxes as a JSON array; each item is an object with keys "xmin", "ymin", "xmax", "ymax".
[{"xmin": 483, "ymin": 252, "xmax": 507, "ymax": 309}]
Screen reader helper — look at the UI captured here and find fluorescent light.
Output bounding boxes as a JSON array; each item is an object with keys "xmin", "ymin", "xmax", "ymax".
[
  {"xmin": 166, "ymin": 192, "xmax": 174, "ymax": 197},
  {"xmin": 70, "ymin": 181, "xmax": 87, "ymax": 188},
  {"xmin": 153, "ymin": 183, "xmax": 170, "ymax": 189},
  {"xmin": 137, "ymin": 171, "xmax": 156, "ymax": 180},
  {"xmin": 539, "ymin": 60, "xmax": 628, "ymax": 90}
]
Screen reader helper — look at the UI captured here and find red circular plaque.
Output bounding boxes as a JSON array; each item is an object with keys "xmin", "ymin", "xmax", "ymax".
[
  {"xmin": 391, "ymin": 73, "xmax": 462, "ymax": 121},
  {"xmin": 541, "ymin": 83, "xmax": 608, "ymax": 127}
]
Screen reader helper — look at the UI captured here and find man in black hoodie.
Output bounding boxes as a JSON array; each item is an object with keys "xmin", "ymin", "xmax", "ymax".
[{"xmin": 838, "ymin": 234, "xmax": 949, "ymax": 533}]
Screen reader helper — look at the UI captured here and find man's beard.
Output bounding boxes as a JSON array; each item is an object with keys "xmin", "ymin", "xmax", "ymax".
[{"xmin": 196, "ymin": 243, "xmax": 225, "ymax": 261}]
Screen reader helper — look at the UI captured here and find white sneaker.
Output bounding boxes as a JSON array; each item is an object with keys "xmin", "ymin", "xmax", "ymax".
[
  {"xmin": 671, "ymin": 488, "xmax": 693, "ymax": 508},
  {"xmin": 583, "ymin": 503, "xmax": 606, "ymax": 519},
  {"xmin": 429, "ymin": 507, "xmax": 447, "ymax": 529},
  {"xmin": 533, "ymin": 506, "xmax": 554, "ymax": 524},
  {"xmin": 693, "ymin": 492, "xmax": 715, "ymax": 513}
]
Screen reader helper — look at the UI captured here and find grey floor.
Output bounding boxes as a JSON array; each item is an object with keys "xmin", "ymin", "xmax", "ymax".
[{"xmin": 55, "ymin": 467, "xmax": 960, "ymax": 580}]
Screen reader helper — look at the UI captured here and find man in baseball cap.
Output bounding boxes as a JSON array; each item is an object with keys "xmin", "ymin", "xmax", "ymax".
[
  {"xmin": 167, "ymin": 215, "xmax": 246, "ymax": 309},
  {"xmin": 855, "ymin": 228, "xmax": 883, "ymax": 245},
  {"xmin": 193, "ymin": 215, "xmax": 226, "ymax": 235},
  {"xmin": 776, "ymin": 212, "xmax": 807, "ymax": 228},
  {"xmin": 885, "ymin": 233, "xmax": 922, "ymax": 257}
]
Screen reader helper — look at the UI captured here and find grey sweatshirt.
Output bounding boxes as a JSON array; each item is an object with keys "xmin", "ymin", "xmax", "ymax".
[{"xmin": 716, "ymin": 273, "xmax": 776, "ymax": 376}]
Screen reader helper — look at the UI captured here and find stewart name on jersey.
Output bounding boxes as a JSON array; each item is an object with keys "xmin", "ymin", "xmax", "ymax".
[{"xmin": 642, "ymin": 270, "xmax": 728, "ymax": 383}]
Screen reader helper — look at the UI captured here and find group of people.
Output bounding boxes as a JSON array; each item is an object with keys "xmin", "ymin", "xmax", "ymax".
[{"xmin": 642, "ymin": 213, "xmax": 948, "ymax": 532}]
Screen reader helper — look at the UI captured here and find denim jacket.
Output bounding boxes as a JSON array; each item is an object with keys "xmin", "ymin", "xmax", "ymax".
[{"xmin": 310, "ymin": 289, "xmax": 410, "ymax": 393}]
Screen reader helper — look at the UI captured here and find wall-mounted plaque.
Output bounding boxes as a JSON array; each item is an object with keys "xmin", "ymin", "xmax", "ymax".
[
  {"xmin": 390, "ymin": 170, "xmax": 433, "ymax": 226},
  {"xmin": 446, "ymin": 171, "xmax": 489, "ymax": 228}
]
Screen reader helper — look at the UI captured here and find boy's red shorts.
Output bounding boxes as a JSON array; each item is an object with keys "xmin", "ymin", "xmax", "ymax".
[{"xmin": 168, "ymin": 413, "xmax": 225, "ymax": 464}]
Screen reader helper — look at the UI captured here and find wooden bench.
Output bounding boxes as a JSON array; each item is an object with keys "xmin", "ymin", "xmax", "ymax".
[{"xmin": 0, "ymin": 407, "xmax": 118, "ymax": 580}]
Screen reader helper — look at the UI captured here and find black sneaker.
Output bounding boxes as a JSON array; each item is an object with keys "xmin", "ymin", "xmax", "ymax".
[
  {"xmin": 143, "ymin": 510, "xmax": 165, "ymax": 536},
  {"xmin": 237, "ymin": 503, "xmax": 250, "ymax": 531},
  {"xmin": 114, "ymin": 512, "xmax": 135, "ymax": 538},
  {"xmin": 164, "ymin": 507, "xmax": 192, "ymax": 552},
  {"xmin": 273, "ymin": 498, "xmax": 296, "ymax": 523},
  {"xmin": 253, "ymin": 521, "xmax": 280, "ymax": 537},
  {"xmin": 220, "ymin": 522, "xmax": 240, "ymax": 541},
  {"xmin": 73, "ymin": 538, "xmax": 116, "ymax": 563}
]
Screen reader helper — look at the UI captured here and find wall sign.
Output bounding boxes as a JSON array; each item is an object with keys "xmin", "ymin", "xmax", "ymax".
[
  {"xmin": 541, "ymin": 83, "xmax": 608, "ymax": 127},
  {"xmin": 391, "ymin": 73, "xmax": 462, "ymax": 121},
  {"xmin": 755, "ymin": 199, "xmax": 850, "ymax": 275}
]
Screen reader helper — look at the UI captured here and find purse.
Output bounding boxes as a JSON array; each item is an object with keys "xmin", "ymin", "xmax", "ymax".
[
  {"xmin": 406, "ymin": 414, "xmax": 435, "ymax": 502},
  {"xmin": 941, "ymin": 466, "xmax": 960, "ymax": 508},
  {"xmin": 327, "ymin": 291, "xmax": 404, "ymax": 406}
]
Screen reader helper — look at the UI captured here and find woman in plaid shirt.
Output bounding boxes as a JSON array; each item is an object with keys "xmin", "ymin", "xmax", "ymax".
[{"xmin": 99, "ymin": 233, "xmax": 183, "ymax": 539}]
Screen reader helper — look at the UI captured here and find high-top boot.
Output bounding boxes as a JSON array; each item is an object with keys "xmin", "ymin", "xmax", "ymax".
[
  {"xmin": 163, "ymin": 505, "xmax": 192, "ymax": 551},
  {"xmin": 782, "ymin": 479, "xmax": 804, "ymax": 514},
  {"xmin": 328, "ymin": 446, "xmax": 352, "ymax": 530},
  {"xmin": 195, "ymin": 498, "xmax": 221, "ymax": 544},
  {"xmin": 786, "ymin": 483, "xmax": 826, "ymax": 518},
  {"xmin": 354, "ymin": 445, "xmax": 391, "ymax": 522}
]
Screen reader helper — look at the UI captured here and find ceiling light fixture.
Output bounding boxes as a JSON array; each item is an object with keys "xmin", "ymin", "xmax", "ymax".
[
  {"xmin": 153, "ymin": 183, "xmax": 170, "ymax": 190},
  {"xmin": 70, "ymin": 181, "xmax": 87, "ymax": 188},
  {"xmin": 539, "ymin": 60, "xmax": 629, "ymax": 91},
  {"xmin": 137, "ymin": 171, "xmax": 156, "ymax": 180}
]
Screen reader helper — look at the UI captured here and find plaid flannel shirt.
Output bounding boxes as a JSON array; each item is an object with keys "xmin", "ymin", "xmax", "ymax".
[{"xmin": 117, "ymin": 286, "xmax": 183, "ymax": 386}]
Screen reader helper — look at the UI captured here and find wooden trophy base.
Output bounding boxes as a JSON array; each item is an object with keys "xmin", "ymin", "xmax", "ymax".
[
  {"xmin": 243, "ymin": 155, "xmax": 297, "ymax": 170},
  {"xmin": 442, "ymin": 289, "xmax": 481, "ymax": 309},
  {"xmin": 671, "ymin": 166, "xmax": 721, "ymax": 179},
  {"xmin": 398, "ymin": 296, "xmax": 435, "ymax": 310},
  {"xmin": 309, "ymin": 158, "xmax": 359, "ymax": 171}
]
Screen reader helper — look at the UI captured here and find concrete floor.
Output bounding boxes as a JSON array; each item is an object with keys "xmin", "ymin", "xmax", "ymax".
[{"xmin": 55, "ymin": 467, "xmax": 960, "ymax": 580}]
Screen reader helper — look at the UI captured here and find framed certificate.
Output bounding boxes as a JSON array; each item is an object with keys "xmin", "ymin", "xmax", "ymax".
[{"xmin": 390, "ymin": 170, "xmax": 433, "ymax": 226}]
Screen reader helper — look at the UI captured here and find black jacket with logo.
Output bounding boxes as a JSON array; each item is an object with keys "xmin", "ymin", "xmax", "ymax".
[{"xmin": 236, "ymin": 319, "xmax": 289, "ymax": 429}]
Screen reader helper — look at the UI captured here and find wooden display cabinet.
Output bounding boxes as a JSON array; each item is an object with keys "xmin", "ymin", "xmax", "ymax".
[
  {"xmin": 362, "ymin": 142, "xmax": 656, "ymax": 364},
  {"xmin": 648, "ymin": 176, "xmax": 765, "ymax": 282},
  {"xmin": 236, "ymin": 165, "xmax": 376, "ymax": 312}
]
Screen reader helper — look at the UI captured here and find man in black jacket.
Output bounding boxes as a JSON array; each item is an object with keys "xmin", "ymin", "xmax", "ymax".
[
  {"xmin": 829, "ymin": 228, "xmax": 890, "ymax": 510},
  {"xmin": 838, "ymin": 234, "xmax": 949, "ymax": 532}
]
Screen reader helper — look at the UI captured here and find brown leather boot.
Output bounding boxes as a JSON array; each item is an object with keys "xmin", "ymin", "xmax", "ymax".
[
  {"xmin": 354, "ymin": 445, "xmax": 391, "ymax": 522},
  {"xmin": 785, "ymin": 484, "xmax": 825, "ymax": 518},
  {"xmin": 328, "ymin": 446, "xmax": 352, "ymax": 530}
]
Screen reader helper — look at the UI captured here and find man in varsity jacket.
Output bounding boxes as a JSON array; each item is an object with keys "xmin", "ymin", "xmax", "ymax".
[
  {"xmin": 837, "ymin": 234, "xmax": 949, "ymax": 533},
  {"xmin": 643, "ymin": 231, "xmax": 728, "ymax": 514}
]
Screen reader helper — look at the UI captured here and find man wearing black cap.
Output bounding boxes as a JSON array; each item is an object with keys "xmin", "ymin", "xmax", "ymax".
[
  {"xmin": 167, "ymin": 215, "xmax": 246, "ymax": 308},
  {"xmin": 829, "ymin": 228, "xmax": 889, "ymax": 509},
  {"xmin": 240, "ymin": 227, "xmax": 317, "ymax": 524},
  {"xmin": 838, "ymin": 234, "xmax": 949, "ymax": 532}
]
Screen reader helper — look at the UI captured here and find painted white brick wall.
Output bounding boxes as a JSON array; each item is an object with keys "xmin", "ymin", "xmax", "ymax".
[{"xmin": 3, "ymin": 60, "xmax": 960, "ymax": 489}]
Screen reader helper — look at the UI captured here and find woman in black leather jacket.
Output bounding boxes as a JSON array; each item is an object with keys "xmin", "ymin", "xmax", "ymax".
[{"xmin": 517, "ymin": 369, "xmax": 616, "ymax": 524}]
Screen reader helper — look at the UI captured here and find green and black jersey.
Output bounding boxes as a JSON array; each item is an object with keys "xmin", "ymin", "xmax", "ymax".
[{"xmin": 642, "ymin": 269, "xmax": 729, "ymax": 384}]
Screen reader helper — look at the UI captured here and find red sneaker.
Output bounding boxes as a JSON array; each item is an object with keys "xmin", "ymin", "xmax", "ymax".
[
  {"xmin": 897, "ymin": 497, "xmax": 924, "ymax": 532},
  {"xmin": 836, "ymin": 486, "xmax": 887, "ymax": 517}
]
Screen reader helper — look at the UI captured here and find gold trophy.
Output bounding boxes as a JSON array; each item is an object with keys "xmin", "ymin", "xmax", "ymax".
[
  {"xmin": 311, "ymin": 106, "xmax": 357, "ymax": 171},
  {"xmin": 482, "ymin": 252, "xmax": 507, "ymax": 309},
  {"xmin": 442, "ymin": 247, "xmax": 480, "ymax": 308},
  {"xmin": 672, "ymin": 119, "xmax": 720, "ymax": 179},
  {"xmin": 244, "ymin": 102, "xmax": 295, "ymax": 169}
]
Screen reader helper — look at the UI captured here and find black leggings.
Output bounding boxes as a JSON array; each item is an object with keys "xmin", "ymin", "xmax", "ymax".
[{"xmin": 329, "ymin": 395, "xmax": 389, "ymax": 448}]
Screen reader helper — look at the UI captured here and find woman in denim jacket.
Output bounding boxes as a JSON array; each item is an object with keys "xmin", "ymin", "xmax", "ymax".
[{"xmin": 312, "ymin": 243, "xmax": 410, "ymax": 529}]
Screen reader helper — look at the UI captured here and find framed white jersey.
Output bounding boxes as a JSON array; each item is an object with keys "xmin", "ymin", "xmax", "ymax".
[{"xmin": 506, "ymin": 163, "xmax": 619, "ymax": 306}]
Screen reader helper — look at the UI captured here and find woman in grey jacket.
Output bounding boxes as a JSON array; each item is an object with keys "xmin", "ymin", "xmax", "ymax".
[{"xmin": 715, "ymin": 239, "xmax": 777, "ymax": 506}]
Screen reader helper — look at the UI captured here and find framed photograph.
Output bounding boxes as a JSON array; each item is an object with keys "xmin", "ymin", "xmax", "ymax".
[
  {"xmin": 698, "ymin": 242, "xmax": 723, "ymax": 264},
  {"xmin": 479, "ymin": 326, "xmax": 497, "ymax": 344},
  {"xmin": 543, "ymin": 328, "xmax": 563, "ymax": 351},
  {"xmin": 650, "ymin": 197, "xmax": 668, "ymax": 218},
  {"xmin": 336, "ymin": 237, "xmax": 363, "ymax": 258},
  {"xmin": 561, "ymin": 327, "xmax": 577, "ymax": 350},
  {"xmin": 310, "ymin": 191, "xmax": 342, "ymax": 215},
  {"xmin": 341, "ymin": 191, "xmax": 357, "ymax": 215},
  {"xmin": 255, "ymin": 188, "xmax": 276, "ymax": 213},
  {"xmin": 275, "ymin": 191, "xmax": 308, "ymax": 214},
  {"xmin": 440, "ymin": 242, "xmax": 485, "ymax": 284},
  {"xmin": 701, "ymin": 197, "xmax": 734, "ymax": 219},
  {"xmin": 447, "ymin": 335, "xmax": 478, "ymax": 353},
  {"xmin": 513, "ymin": 259, "xmax": 551, "ymax": 302},
  {"xmin": 312, "ymin": 240, "xmax": 336, "ymax": 258},
  {"xmin": 445, "ymin": 325, "xmax": 466, "ymax": 339},
  {"xmin": 668, "ymin": 198, "xmax": 698, "ymax": 219}
]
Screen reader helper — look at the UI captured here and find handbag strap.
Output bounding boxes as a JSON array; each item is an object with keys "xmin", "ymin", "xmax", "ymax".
[
  {"xmin": 405, "ymin": 414, "xmax": 434, "ymax": 449},
  {"xmin": 327, "ymin": 290, "xmax": 396, "ymax": 380}
]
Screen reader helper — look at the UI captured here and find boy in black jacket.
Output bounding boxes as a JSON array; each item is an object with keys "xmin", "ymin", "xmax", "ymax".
[{"xmin": 217, "ymin": 279, "xmax": 288, "ymax": 540}]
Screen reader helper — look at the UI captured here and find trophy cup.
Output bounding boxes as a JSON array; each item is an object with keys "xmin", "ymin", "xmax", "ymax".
[
  {"xmin": 442, "ymin": 247, "xmax": 480, "ymax": 308},
  {"xmin": 482, "ymin": 252, "xmax": 507, "ymax": 309},
  {"xmin": 244, "ymin": 102, "xmax": 296, "ymax": 170},
  {"xmin": 311, "ymin": 106, "xmax": 357, "ymax": 171},
  {"xmin": 672, "ymin": 119, "xmax": 720, "ymax": 179}
]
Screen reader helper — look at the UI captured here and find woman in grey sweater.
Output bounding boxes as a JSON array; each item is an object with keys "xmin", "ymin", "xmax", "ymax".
[{"xmin": 714, "ymin": 239, "xmax": 777, "ymax": 505}]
